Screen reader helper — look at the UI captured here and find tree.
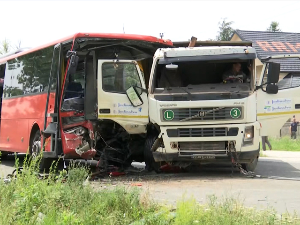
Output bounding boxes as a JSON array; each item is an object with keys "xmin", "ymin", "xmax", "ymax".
[
  {"xmin": 0, "ymin": 39, "xmax": 11, "ymax": 55},
  {"xmin": 267, "ymin": 21, "xmax": 281, "ymax": 32},
  {"xmin": 15, "ymin": 40, "xmax": 22, "ymax": 50},
  {"xmin": 0, "ymin": 39, "xmax": 22, "ymax": 55},
  {"xmin": 216, "ymin": 18, "xmax": 234, "ymax": 41}
]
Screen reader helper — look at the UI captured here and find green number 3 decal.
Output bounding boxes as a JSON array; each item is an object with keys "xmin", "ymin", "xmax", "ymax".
[{"xmin": 230, "ymin": 108, "xmax": 241, "ymax": 119}]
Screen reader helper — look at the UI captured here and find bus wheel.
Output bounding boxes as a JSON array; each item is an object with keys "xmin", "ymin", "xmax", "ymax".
[
  {"xmin": 144, "ymin": 135, "xmax": 161, "ymax": 173},
  {"xmin": 0, "ymin": 151, "xmax": 8, "ymax": 160},
  {"xmin": 30, "ymin": 130, "xmax": 53, "ymax": 172}
]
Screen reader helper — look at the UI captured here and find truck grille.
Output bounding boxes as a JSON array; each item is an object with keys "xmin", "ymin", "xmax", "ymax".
[
  {"xmin": 162, "ymin": 107, "xmax": 242, "ymax": 122},
  {"xmin": 179, "ymin": 128, "xmax": 226, "ymax": 137},
  {"xmin": 167, "ymin": 127, "xmax": 239, "ymax": 137},
  {"xmin": 178, "ymin": 141, "xmax": 227, "ymax": 156}
]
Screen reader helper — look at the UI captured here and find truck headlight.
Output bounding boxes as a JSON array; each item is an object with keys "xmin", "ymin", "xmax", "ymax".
[{"xmin": 244, "ymin": 126, "xmax": 254, "ymax": 142}]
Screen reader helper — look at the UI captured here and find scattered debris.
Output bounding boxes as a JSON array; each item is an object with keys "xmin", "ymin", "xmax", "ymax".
[
  {"xmin": 130, "ymin": 183, "xmax": 143, "ymax": 187},
  {"xmin": 160, "ymin": 164, "xmax": 183, "ymax": 173},
  {"xmin": 109, "ymin": 171, "xmax": 125, "ymax": 177}
]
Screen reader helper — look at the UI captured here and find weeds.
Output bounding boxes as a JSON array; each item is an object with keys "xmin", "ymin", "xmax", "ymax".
[
  {"xmin": 1, "ymin": 156, "xmax": 300, "ymax": 224},
  {"xmin": 173, "ymin": 195, "xmax": 300, "ymax": 225},
  {"xmin": 267, "ymin": 136, "xmax": 300, "ymax": 151},
  {"xmin": 66, "ymin": 161, "xmax": 89, "ymax": 185},
  {"xmin": 0, "ymin": 155, "xmax": 160, "ymax": 225}
]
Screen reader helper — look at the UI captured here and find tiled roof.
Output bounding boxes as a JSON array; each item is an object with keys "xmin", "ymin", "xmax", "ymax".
[{"xmin": 234, "ymin": 30, "xmax": 300, "ymax": 72}]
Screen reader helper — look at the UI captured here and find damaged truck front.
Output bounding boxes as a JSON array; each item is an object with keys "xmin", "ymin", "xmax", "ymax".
[{"xmin": 125, "ymin": 41, "xmax": 300, "ymax": 173}]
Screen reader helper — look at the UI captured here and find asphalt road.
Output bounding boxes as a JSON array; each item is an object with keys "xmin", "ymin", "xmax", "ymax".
[
  {"xmin": 133, "ymin": 151, "xmax": 300, "ymax": 215},
  {"xmin": 1, "ymin": 151, "xmax": 300, "ymax": 214}
]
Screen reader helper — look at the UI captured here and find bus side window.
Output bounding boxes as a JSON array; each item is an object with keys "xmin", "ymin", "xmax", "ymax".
[
  {"xmin": 3, "ymin": 57, "xmax": 28, "ymax": 98},
  {"xmin": 34, "ymin": 47, "xmax": 55, "ymax": 93}
]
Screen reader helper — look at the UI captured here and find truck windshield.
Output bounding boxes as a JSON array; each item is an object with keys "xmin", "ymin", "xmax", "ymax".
[{"xmin": 153, "ymin": 59, "xmax": 254, "ymax": 101}]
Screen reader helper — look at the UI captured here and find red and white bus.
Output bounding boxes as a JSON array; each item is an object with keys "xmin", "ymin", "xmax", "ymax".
[{"xmin": 0, "ymin": 33, "xmax": 173, "ymax": 169}]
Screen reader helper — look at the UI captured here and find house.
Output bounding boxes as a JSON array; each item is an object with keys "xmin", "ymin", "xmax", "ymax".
[{"xmin": 231, "ymin": 30, "xmax": 300, "ymax": 83}]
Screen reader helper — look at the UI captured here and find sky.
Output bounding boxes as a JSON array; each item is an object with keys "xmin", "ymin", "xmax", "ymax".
[{"xmin": 1, "ymin": 0, "xmax": 300, "ymax": 50}]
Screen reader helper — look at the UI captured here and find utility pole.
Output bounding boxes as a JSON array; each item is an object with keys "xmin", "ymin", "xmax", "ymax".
[
  {"xmin": 159, "ymin": 33, "xmax": 164, "ymax": 39},
  {"xmin": 123, "ymin": 24, "xmax": 125, "ymax": 34}
]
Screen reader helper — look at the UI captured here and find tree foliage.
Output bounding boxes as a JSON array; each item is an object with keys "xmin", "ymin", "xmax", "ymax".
[
  {"xmin": 0, "ymin": 39, "xmax": 11, "ymax": 55},
  {"xmin": 216, "ymin": 18, "xmax": 234, "ymax": 41},
  {"xmin": 267, "ymin": 21, "xmax": 281, "ymax": 32},
  {"xmin": 0, "ymin": 39, "xmax": 22, "ymax": 55}
]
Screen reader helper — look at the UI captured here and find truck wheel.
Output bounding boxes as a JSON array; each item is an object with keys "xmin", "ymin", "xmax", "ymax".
[
  {"xmin": 242, "ymin": 157, "xmax": 258, "ymax": 172},
  {"xmin": 30, "ymin": 130, "xmax": 53, "ymax": 172},
  {"xmin": 144, "ymin": 136, "xmax": 161, "ymax": 173}
]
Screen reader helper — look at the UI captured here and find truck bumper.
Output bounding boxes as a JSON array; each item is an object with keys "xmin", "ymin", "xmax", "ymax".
[
  {"xmin": 153, "ymin": 148, "xmax": 259, "ymax": 164},
  {"xmin": 154, "ymin": 122, "xmax": 260, "ymax": 164}
]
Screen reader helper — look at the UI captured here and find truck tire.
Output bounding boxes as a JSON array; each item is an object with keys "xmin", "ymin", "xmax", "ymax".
[
  {"xmin": 144, "ymin": 135, "xmax": 161, "ymax": 173},
  {"xmin": 30, "ymin": 130, "xmax": 53, "ymax": 172},
  {"xmin": 242, "ymin": 157, "xmax": 258, "ymax": 172}
]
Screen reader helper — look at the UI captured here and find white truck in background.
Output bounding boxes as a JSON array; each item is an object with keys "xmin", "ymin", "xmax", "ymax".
[{"xmin": 125, "ymin": 40, "xmax": 300, "ymax": 173}]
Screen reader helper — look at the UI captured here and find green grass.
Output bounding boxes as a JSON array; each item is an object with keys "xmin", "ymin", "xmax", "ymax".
[
  {"xmin": 173, "ymin": 195, "xmax": 299, "ymax": 225},
  {"xmin": 266, "ymin": 136, "xmax": 300, "ymax": 151},
  {"xmin": 1, "ymin": 155, "xmax": 300, "ymax": 224}
]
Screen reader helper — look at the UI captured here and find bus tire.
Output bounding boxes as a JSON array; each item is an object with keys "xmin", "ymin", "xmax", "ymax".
[
  {"xmin": 242, "ymin": 157, "xmax": 258, "ymax": 172},
  {"xmin": 0, "ymin": 151, "xmax": 8, "ymax": 160},
  {"xmin": 30, "ymin": 130, "xmax": 53, "ymax": 172},
  {"xmin": 144, "ymin": 135, "xmax": 161, "ymax": 173}
]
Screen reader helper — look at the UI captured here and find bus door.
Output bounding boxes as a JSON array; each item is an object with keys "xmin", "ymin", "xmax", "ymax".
[{"xmin": 42, "ymin": 43, "xmax": 62, "ymax": 157}]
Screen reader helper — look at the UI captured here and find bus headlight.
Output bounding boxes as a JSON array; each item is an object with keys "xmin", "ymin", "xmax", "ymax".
[{"xmin": 244, "ymin": 126, "xmax": 254, "ymax": 143}]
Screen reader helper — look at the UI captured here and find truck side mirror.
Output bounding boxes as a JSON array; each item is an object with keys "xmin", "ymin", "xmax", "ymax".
[
  {"xmin": 126, "ymin": 86, "xmax": 143, "ymax": 107},
  {"xmin": 267, "ymin": 62, "xmax": 280, "ymax": 83},
  {"xmin": 266, "ymin": 83, "xmax": 278, "ymax": 94},
  {"xmin": 67, "ymin": 54, "xmax": 79, "ymax": 75}
]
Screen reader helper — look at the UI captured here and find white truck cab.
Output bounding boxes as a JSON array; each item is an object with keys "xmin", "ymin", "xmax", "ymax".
[{"xmin": 125, "ymin": 42, "xmax": 300, "ymax": 172}]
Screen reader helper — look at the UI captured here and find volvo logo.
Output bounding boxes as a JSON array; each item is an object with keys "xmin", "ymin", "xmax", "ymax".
[
  {"xmin": 180, "ymin": 107, "xmax": 225, "ymax": 121},
  {"xmin": 198, "ymin": 111, "xmax": 206, "ymax": 117},
  {"xmin": 198, "ymin": 107, "xmax": 225, "ymax": 117}
]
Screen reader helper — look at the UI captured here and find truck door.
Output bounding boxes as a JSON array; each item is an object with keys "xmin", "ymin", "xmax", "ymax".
[
  {"xmin": 97, "ymin": 60, "xmax": 148, "ymax": 134},
  {"xmin": 257, "ymin": 63, "xmax": 300, "ymax": 136}
]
